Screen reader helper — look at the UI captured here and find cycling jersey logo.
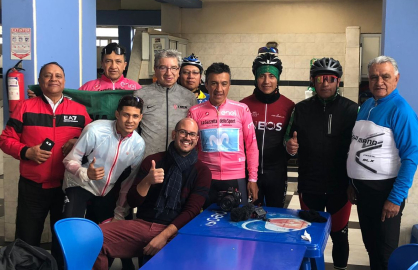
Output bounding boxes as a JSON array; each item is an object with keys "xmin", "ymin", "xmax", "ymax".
[
  {"xmin": 200, "ymin": 128, "xmax": 239, "ymax": 152},
  {"xmin": 220, "ymin": 110, "xmax": 237, "ymax": 116},
  {"xmin": 251, "ymin": 111, "xmax": 259, "ymax": 117},
  {"xmin": 352, "ymin": 133, "xmax": 384, "ymax": 173}
]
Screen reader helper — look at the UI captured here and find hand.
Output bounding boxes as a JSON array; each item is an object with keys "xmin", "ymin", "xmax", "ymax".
[
  {"xmin": 143, "ymin": 233, "xmax": 169, "ymax": 256},
  {"xmin": 27, "ymin": 89, "xmax": 36, "ymax": 99},
  {"xmin": 247, "ymin": 182, "xmax": 259, "ymax": 202},
  {"xmin": 286, "ymin": 131, "xmax": 299, "ymax": 155},
  {"xmin": 61, "ymin": 138, "xmax": 77, "ymax": 156},
  {"xmin": 145, "ymin": 160, "xmax": 164, "ymax": 185},
  {"xmin": 25, "ymin": 144, "xmax": 52, "ymax": 164},
  {"xmin": 87, "ymin": 157, "xmax": 105, "ymax": 180},
  {"xmin": 381, "ymin": 200, "xmax": 400, "ymax": 222},
  {"xmin": 347, "ymin": 185, "xmax": 357, "ymax": 204}
]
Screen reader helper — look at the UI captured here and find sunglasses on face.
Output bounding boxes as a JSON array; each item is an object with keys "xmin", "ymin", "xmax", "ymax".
[
  {"xmin": 315, "ymin": 75, "xmax": 338, "ymax": 84},
  {"xmin": 102, "ymin": 47, "xmax": 125, "ymax": 55}
]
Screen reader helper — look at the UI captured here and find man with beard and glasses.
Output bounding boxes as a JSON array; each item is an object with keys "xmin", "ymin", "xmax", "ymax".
[{"xmin": 92, "ymin": 118, "xmax": 211, "ymax": 269}]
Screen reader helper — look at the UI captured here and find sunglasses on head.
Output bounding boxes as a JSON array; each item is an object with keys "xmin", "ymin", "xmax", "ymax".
[
  {"xmin": 102, "ymin": 46, "xmax": 125, "ymax": 55},
  {"xmin": 118, "ymin": 95, "xmax": 143, "ymax": 105},
  {"xmin": 315, "ymin": 75, "xmax": 338, "ymax": 84}
]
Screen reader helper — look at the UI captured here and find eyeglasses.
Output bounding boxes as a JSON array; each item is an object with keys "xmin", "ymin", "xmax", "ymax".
[
  {"xmin": 158, "ymin": 66, "xmax": 180, "ymax": 72},
  {"xmin": 118, "ymin": 95, "xmax": 144, "ymax": 106},
  {"xmin": 315, "ymin": 75, "xmax": 338, "ymax": 84},
  {"xmin": 176, "ymin": 129, "xmax": 198, "ymax": 139},
  {"xmin": 258, "ymin": 47, "xmax": 278, "ymax": 54},
  {"xmin": 181, "ymin": 71, "xmax": 201, "ymax": 76},
  {"xmin": 102, "ymin": 46, "xmax": 125, "ymax": 56}
]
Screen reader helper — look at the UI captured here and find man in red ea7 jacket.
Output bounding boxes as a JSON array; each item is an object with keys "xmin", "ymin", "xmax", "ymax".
[{"xmin": 0, "ymin": 62, "xmax": 91, "ymax": 264}]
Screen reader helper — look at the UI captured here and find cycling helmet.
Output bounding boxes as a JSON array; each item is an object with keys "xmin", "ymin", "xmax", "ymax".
[
  {"xmin": 252, "ymin": 53, "xmax": 283, "ymax": 76},
  {"xmin": 310, "ymin": 57, "xmax": 343, "ymax": 78},
  {"xmin": 181, "ymin": 53, "xmax": 203, "ymax": 74}
]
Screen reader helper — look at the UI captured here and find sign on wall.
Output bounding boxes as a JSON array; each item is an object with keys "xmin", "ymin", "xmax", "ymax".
[{"xmin": 11, "ymin": 28, "xmax": 32, "ymax": 60}]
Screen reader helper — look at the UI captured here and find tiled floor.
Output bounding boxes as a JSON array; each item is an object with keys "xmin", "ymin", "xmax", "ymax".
[{"xmin": 0, "ymin": 169, "xmax": 371, "ymax": 269}]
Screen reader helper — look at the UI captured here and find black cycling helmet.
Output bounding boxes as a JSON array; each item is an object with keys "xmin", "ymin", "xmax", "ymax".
[
  {"xmin": 310, "ymin": 57, "xmax": 343, "ymax": 78},
  {"xmin": 181, "ymin": 53, "xmax": 203, "ymax": 74},
  {"xmin": 252, "ymin": 53, "xmax": 283, "ymax": 76}
]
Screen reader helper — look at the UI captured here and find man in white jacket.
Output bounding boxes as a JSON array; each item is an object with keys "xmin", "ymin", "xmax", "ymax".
[{"xmin": 62, "ymin": 95, "xmax": 145, "ymax": 221}]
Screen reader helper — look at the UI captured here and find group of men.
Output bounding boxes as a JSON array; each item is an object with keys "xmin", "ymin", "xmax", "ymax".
[{"xmin": 1, "ymin": 41, "xmax": 417, "ymax": 270}]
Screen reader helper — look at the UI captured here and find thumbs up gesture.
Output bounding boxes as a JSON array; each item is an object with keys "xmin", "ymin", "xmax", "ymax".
[
  {"xmin": 286, "ymin": 131, "xmax": 299, "ymax": 155},
  {"xmin": 87, "ymin": 157, "xmax": 105, "ymax": 180},
  {"xmin": 146, "ymin": 160, "xmax": 165, "ymax": 185}
]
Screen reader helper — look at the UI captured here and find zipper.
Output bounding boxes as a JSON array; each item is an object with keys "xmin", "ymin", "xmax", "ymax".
[
  {"xmin": 328, "ymin": 114, "xmax": 332, "ymax": 135},
  {"xmin": 112, "ymin": 82, "xmax": 115, "ymax": 90},
  {"xmin": 261, "ymin": 104, "xmax": 267, "ymax": 174},
  {"xmin": 101, "ymin": 137, "xmax": 123, "ymax": 196},
  {"xmin": 367, "ymin": 100, "xmax": 378, "ymax": 120},
  {"xmin": 217, "ymin": 106, "xmax": 222, "ymax": 179},
  {"xmin": 165, "ymin": 88, "xmax": 169, "ymax": 150}
]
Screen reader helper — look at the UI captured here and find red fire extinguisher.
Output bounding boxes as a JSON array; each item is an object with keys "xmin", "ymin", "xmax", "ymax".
[{"xmin": 6, "ymin": 60, "xmax": 25, "ymax": 114}]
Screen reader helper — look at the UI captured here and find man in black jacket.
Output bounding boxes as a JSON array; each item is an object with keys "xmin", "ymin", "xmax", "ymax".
[{"xmin": 285, "ymin": 58, "xmax": 358, "ymax": 270}]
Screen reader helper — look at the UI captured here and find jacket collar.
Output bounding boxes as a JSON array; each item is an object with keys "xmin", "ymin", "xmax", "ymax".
[{"xmin": 375, "ymin": 89, "xmax": 399, "ymax": 104}]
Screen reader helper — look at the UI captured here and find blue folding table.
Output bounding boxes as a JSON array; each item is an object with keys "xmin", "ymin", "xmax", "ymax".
[
  {"xmin": 141, "ymin": 234, "xmax": 307, "ymax": 270},
  {"xmin": 178, "ymin": 205, "xmax": 331, "ymax": 270}
]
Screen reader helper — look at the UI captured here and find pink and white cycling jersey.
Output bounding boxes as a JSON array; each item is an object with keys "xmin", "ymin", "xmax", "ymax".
[
  {"xmin": 188, "ymin": 99, "xmax": 259, "ymax": 182},
  {"xmin": 79, "ymin": 75, "xmax": 141, "ymax": 91}
]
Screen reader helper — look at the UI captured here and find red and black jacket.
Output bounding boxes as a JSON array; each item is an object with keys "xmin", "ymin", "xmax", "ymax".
[
  {"xmin": 241, "ymin": 92, "xmax": 294, "ymax": 173},
  {"xmin": 0, "ymin": 96, "xmax": 92, "ymax": 188}
]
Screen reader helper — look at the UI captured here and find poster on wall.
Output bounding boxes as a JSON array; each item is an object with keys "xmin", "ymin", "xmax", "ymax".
[{"xmin": 11, "ymin": 28, "xmax": 32, "ymax": 60}]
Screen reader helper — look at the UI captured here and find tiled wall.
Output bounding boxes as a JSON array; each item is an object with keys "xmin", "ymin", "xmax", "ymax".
[{"xmin": 182, "ymin": 29, "xmax": 359, "ymax": 104}]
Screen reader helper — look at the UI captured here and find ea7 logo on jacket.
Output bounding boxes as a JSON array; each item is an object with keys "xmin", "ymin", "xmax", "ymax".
[{"xmin": 63, "ymin": 116, "xmax": 78, "ymax": 123}]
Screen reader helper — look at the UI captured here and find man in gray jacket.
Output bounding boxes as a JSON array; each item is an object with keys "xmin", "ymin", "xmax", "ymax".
[{"xmin": 134, "ymin": 49, "xmax": 196, "ymax": 158}]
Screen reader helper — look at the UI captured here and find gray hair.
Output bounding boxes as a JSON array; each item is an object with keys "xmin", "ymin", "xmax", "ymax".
[
  {"xmin": 154, "ymin": 49, "xmax": 183, "ymax": 68},
  {"xmin": 368, "ymin": 56, "xmax": 399, "ymax": 76}
]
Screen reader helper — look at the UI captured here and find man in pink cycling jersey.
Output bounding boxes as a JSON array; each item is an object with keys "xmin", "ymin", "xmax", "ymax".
[
  {"xmin": 188, "ymin": 62, "xmax": 259, "ymax": 207},
  {"xmin": 79, "ymin": 43, "xmax": 141, "ymax": 91},
  {"xmin": 27, "ymin": 43, "xmax": 140, "ymax": 97}
]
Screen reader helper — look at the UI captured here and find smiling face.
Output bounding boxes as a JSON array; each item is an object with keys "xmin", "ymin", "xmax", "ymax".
[
  {"xmin": 368, "ymin": 62, "xmax": 400, "ymax": 99},
  {"xmin": 257, "ymin": 72, "xmax": 278, "ymax": 94},
  {"xmin": 38, "ymin": 64, "xmax": 65, "ymax": 99},
  {"xmin": 206, "ymin": 72, "xmax": 231, "ymax": 106},
  {"xmin": 115, "ymin": 106, "xmax": 143, "ymax": 137},
  {"xmin": 313, "ymin": 74, "xmax": 340, "ymax": 99},
  {"xmin": 172, "ymin": 118, "xmax": 199, "ymax": 156},
  {"xmin": 101, "ymin": 52, "xmax": 127, "ymax": 83},
  {"xmin": 154, "ymin": 57, "xmax": 180, "ymax": 88},
  {"xmin": 180, "ymin": 65, "xmax": 202, "ymax": 91}
]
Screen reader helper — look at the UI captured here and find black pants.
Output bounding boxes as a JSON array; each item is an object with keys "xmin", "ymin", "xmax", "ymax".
[
  {"xmin": 16, "ymin": 176, "xmax": 64, "ymax": 266},
  {"xmin": 255, "ymin": 169, "xmax": 287, "ymax": 208},
  {"xmin": 62, "ymin": 186, "xmax": 117, "ymax": 221},
  {"xmin": 354, "ymin": 179, "xmax": 405, "ymax": 270},
  {"xmin": 204, "ymin": 178, "xmax": 248, "ymax": 209},
  {"xmin": 299, "ymin": 192, "xmax": 351, "ymax": 269}
]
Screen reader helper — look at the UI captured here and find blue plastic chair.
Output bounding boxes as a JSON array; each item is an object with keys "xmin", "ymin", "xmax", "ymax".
[
  {"xmin": 409, "ymin": 261, "xmax": 418, "ymax": 270},
  {"xmin": 54, "ymin": 218, "xmax": 103, "ymax": 270},
  {"xmin": 388, "ymin": 244, "xmax": 418, "ymax": 270}
]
